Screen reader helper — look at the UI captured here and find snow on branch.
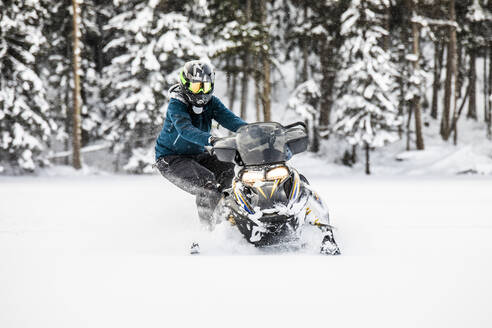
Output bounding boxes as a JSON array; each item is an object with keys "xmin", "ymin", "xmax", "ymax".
[
  {"xmin": 411, "ymin": 15, "xmax": 459, "ymax": 29},
  {"xmin": 47, "ymin": 142, "xmax": 112, "ymax": 159}
]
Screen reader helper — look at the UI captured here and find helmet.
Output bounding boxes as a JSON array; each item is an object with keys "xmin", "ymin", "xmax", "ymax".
[{"xmin": 179, "ymin": 60, "xmax": 215, "ymax": 107}]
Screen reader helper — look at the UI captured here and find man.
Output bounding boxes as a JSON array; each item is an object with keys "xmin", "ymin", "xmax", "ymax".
[{"xmin": 155, "ymin": 60, "xmax": 247, "ymax": 231}]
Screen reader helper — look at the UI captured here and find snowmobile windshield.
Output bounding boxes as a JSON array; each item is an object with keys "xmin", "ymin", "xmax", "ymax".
[{"xmin": 236, "ymin": 123, "xmax": 287, "ymax": 165}]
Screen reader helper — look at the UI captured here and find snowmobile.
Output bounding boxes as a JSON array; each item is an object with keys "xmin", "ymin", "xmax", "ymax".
[{"xmin": 210, "ymin": 122, "xmax": 340, "ymax": 255}]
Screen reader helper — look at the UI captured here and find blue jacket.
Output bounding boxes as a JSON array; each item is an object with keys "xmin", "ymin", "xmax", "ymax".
[{"xmin": 155, "ymin": 95, "xmax": 247, "ymax": 160}]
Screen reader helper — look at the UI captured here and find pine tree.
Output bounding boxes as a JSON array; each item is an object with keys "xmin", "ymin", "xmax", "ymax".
[
  {"xmin": 78, "ymin": 0, "xmax": 110, "ymax": 144},
  {"xmin": 206, "ymin": 0, "xmax": 266, "ymax": 120},
  {"xmin": 39, "ymin": 0, "xmax": 73, "ymax": 161},
  {"xmin": 284, "ymin": 0, "xmax": 348, "ymax": 141},
  {"xmin": 465, "ymin": 0, "xmax": 492, "ymax": 125},
  {"xmin": 0, "ymin": 0, "xmax": 55, "ymax": 173},
  {"xmin": 333, "ymin": 0, "xmax": 401, "ymax": 175},
  {"xmin": 101, "ymin": 0, "xmax": 206, "ymax": 173},
  {"xmin": 283, "ymin": 1, "xmax": 315, "ymax": 86},
  {"xmin": 287, "ymin": 80, "xmax": 321, "ymax": 152},
  {"xmin": 311, "ymin": 1, "xmax": 348, "ymax": 132},
  {"xmin": 204, "ymin": 0, "xmax": 245, "ymax": 114}
]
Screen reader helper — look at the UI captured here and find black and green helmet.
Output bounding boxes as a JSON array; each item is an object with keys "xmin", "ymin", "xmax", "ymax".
[{"xmin": 179, "ymin": 60, "xmax": 215, "ymax": 107}]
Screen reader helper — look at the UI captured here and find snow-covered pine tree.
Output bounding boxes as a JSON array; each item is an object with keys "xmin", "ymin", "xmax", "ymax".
[
  {"xmin": 333, "ymin": 0, "xmax": 401, "ymax": 174},
  {"xmin": 78, "ymin": 0, "xmax": 109, "ymax": 145},
  {"xmin": 465, "ymin": 0, "xmax": 492, "ymax": 135},
  {"xmin": 284, "ymin": 1, "xmax": 348, "ymax": 138},
  {"xmin": 283, "ymin": 1, "xmax": 316, "ymax": 86},
  {"xmin": 204, "ymin": 0, "xmax": 244, "ymax": 113},
  {"xmin": 39, "ymin": 1, "xmax": 73, "ymax": 161},
  {"xmin": 206, "ymin": 1, "xmax": 280, "ymax": 122},
  {"xmin": 0, "ymin": 0, "xmax": 56, "ymax": 173},
  {"xmin": 287, "ymin": 80, "xmax": 320, "ymax": 152},
  {"xmin": 101, "ymin": 0, "xmax": 207, "ymax": 173},
  {"xmin": 206, "ymin": 0, "xmax": 264, "ymax": 120}
]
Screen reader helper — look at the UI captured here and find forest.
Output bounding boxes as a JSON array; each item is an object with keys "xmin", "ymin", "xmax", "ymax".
[{"xmin": 1, "ymin": 0, "xmax": 491, "ymax": 174}]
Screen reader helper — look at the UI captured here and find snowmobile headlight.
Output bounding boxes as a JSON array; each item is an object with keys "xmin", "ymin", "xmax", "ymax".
[
  {"xmin": 241, "ymin": 170, "xmax": 264, "ymax": 185},
  {"xmin": 266, "ymin": 166, "xmax": 289, "ymax": 180}
]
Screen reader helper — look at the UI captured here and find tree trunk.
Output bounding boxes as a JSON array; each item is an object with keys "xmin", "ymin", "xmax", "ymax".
[
  {"xmin": 64, "ymin": 54, "xmax": 71, "ymax": 166},
  {"xmin": 488, "ymin": 44, "xmax": 492, "ymax": 138},
  {"xmin": 398, "ymin": 6, "xmax": 409, "ymax": 138},
  {"xmin": 383, "ymin": 2, "xmax": 391, "ymax": 51},
  {"xmin": 293, "ymin": 57, "xmax": 299, "ymax": 88},
  {"xmin": 449, "ymin": 85, "xmax": 469, "ymax": 137},
  {"xmin": 467, "ymin": 48, "xmax": 477, "ymax": 120},
  {"xmin": 406, "ymin": 105, "xmax": 413, "ymax": 151},
  {"xmin": 226, "ymin": 57, "xmax": 231, "ymax": 97},
  {"xmin": 253, "ymin": 55, "xmax": 261, "ymax": 121},
  {"xmin": 310, "ymin": 130, "xmax": 319, "ymax": 152},
  {"xmin": 240, "ymin": 0, "xmax": 252, "ymax": 119},
  {"xmin": 449, "ymin": 0, "xmax": 459, "ymax": 144},
  {"xmin": 411, "ymin": 15, "xmax": 424, "ymax": 150},
  {"xmin": 398, "ymin": 42, "xmax": 406, "ymax": 138},
  {"xmin": 484, "ymin": 48, "xmax": 488, "ymax": 123},
  {"xmin": 351, "ymin": 145, "xmax": 357, "ymax": 164},
  {"xmin": 319, "ymin": 39, "xmax": 335, "ymax": 130},
  {"xmin": 255, "ymin": 80, "xmax": 261, "ymax": 122},
  {"xmin": 441, "ymin": 37, "xmax": 452, "ymax": 135},
  {"xmin": 229, "ymin": 60, "xmax": 237, "ymax": 112},
  {"xmin": 398, "ymin": 68, "xmax": 405, "ymax": 138},
  {"xmin": 302, "ymin": 47, "xmax": 308, "ymax": 83},
  {"xmin": 413, "ymin": 93, "xmax": 424, "ymax": 149},
  {"xmin": 431, "ymin": 39, "xmax": 443, "ymax": 119},
  {"xmin": 302, "ymin": 6, "xmax": 309, "ymax": 82},
  {"xmin": 365, "ymin": 142, "xmax": 370, "ymax": 175},
  {"xmin": 262, "ymin": 54, "xmax": 271, "ymax": 122},
  {"xmin": 456, "ymin": 35, "xmax": 463, "ymax": 99},
  {"xmin": 441, "ymin": 0, "xmax": 457, "ymax": 141},
  {"xmin": 260, "ymin": 0, "xmax": 271, "ymax": 122},
  {"xmin": 308, "ymin": 118, "xmax": 319, "ymax": 153},
  {"xmin": 72, "ymin": 0, "xmax": 82, "ymax": 169},
  {"xmin": 240, "ymin": 60, "xmax": 249, "ymax": 120}
]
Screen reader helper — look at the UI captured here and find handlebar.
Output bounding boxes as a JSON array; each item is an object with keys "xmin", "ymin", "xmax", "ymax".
[
  {"xmin": 283, "ymin": 121, "xmax": 307, "ymax": 131},
  {"xmin": 210, "ymin": 121, "xmax": 307, "ymax": 148}
]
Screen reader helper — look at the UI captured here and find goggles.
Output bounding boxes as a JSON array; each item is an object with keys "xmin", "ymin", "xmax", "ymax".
[{"xmin": 189, "ymin": 81, "xmax": 212, "ymax": 94}]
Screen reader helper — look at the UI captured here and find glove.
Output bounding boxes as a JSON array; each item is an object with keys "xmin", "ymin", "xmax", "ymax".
[{"xmin": 208, "ymin": 136, "xmax": 219, "ymax": 146}]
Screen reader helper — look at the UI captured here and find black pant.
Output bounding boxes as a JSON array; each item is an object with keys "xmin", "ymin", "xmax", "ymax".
[{"xmin": 156, "ymin": 152, "xmax": 235, "ymax": 225}]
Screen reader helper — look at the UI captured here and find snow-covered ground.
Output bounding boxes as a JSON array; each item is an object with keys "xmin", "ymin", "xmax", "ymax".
[{"xmin": 1, "ymin": 160, "xmax": 492, "ymax": 327}]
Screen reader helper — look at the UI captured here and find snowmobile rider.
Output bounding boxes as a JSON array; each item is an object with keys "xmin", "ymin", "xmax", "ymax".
[{"xmin": 155, "ymin": 60, "xmax": 247, "ymax": 226}]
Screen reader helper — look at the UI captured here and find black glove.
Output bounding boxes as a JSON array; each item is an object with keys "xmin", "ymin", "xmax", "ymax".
[{"xmin": 208, "ymin": 136, "xmax": 219, "ymax": 146}]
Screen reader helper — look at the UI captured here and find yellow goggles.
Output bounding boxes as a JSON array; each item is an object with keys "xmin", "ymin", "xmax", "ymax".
[{"xmin": 189, "ymin": 81, "xmax": 212, "ymax": 94}]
